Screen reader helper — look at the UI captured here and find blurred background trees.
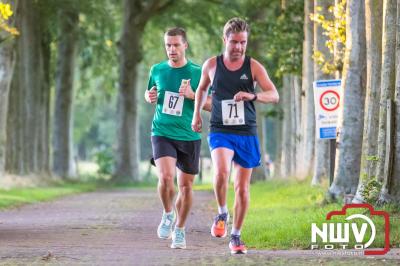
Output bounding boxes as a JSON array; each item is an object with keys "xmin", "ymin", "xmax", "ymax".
[{"xmin": 0, "ymin": 0, "xmax": 399, "ymax": 206}]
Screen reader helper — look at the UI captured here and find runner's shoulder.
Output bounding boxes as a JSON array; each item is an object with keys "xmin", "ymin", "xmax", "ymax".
[
  {"xmin": 188, "ymin": 61, "xmax": 201, "ymax": 73},
  {"xmin": 150, "ymin": 61, "xmax": 170, "ymax": 73},
  {"xmin": 250, "ymin": 58, "xmax": 266, "ymax": 71},
  {"xmin": 202, "ymin": 56, "xmax": 217, "ymax": 71},
  {"xmin": 206, "ymin": 56, "xmax": 217, "ymax": 65}
]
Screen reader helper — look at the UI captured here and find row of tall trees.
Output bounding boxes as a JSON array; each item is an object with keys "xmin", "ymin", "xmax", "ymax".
[
  {"xmin": 277, "ymin": 0, "xmax": 399, "ymax": 204},
  {"xmin": 0, "ymin": 0, "xmax": 244, "ymax": 183},
  {"xmin": 0, "ymin": 0, "xmax": 398, "ymax": 206},
  {"xmin": 0, "ymin": 0, "xmax": 120, "ymax": 181}
]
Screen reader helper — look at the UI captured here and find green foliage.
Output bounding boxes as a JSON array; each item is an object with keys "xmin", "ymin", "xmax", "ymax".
[
  {"xmin": 70, "ymin": 0, "xmax": 122, "ymax": 161},
  {"xmin": 264, "ymin": 107, "xmax": 284, "ymax": 119},
  {"xmin": 366, "ymin": 155, "xmax": 380, "ymax": 162},
  {"xmin": 273, "ymin": 1, "xmax": 304, "ymax": 77},
  {"xmin": 361, "ymin": 179, "xmax": 383, "ymax": 204},
  {"xmin": 95, "ymin": 148, "xmax": 114, "ymax": 176},
  {"xmin": 0, "ymin": 1, "xmax": 18, "ymax": 37},
  {"xmin": 77, "ymin": 0, "xmax": 121, "ymax": 96},
  {"xmin": 310, "ymin": 0, "xmax": 346, "ymax": 75},
  {"xmin": 243, "ymin": 0, "xmax": 303, "ymax": 80},
  {"xmin": 74, "ymin": 90, "xmax": 116, "ymax": 160}
]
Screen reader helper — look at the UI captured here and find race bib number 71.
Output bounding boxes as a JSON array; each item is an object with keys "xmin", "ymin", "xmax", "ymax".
[
  {"xmin": 162, "ymin": 91, "xmax": 184, "ymax": 116},
  {"xmin": 221, "ymin": 99, "xmax": 245, "ymax": 125}
]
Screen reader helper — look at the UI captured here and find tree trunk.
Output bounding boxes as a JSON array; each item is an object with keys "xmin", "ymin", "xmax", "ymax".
[
  {"xmin": 375, "ymin": 0, "xmax": 397, "ymax": 184},
  {"xmin": 14, "ymin": 0, "xmax": 39, "ymax": 173},
  {"xmin": 0, "ymin": 47, "xmax": 15, "ymax": 174},
  {"xmin": 0, "ymin": 8, "xmax": 16, "ymax": 174},
  {"xmin": 38, "ymin": 32, "xmax": 51, "ymax": 175},
  {"xmin": 5, "ymin": 0, "xmax": 49, "ymax": 178},
  {"xmin": 113, "ymin": 0, "xmax": 173, "ymax": 183},
  {"xmin": 20, "ymin": 0, "xmax": 42, "ymax": 172},
  {"xmin": 280, "ymin": 75, "xmax": 292, "ymax": 177},
  {"xmin": 53, "ymin": 9, "xmax": 79, "ymax": 178},
  {"xmin": 311, "ymin": 0, "xmax": 333, "ymax": 185},
  {"xmin": 329, "ymin": 0, "xmax": 366, "ymax": 201},
  {"xmin": 248, "ymin": 7, "xmax": 268, "ymax": 182},
  {"xmin": 378, "ymin": 0, "xmax": 400, "ymax": 203},
  {"xmin": 293, "ymin": 75, "xmax": 302, "ymax": 177},
  {"xmin": 21, "ymin": 0, "xmax": 50, "ymax": 174},
  {"xmin": 274, "ymin": 110, "xmax": 283, "ymax": 178},
  {"xmin": 114, "ymin": 1, "xmax": 144, "ymax": 182},
  {"xmin": 352, "ymin": 0, "xmax": 383, "ymax": 203},
  {"xmin": 300, "ymin": 0, "xmax": 315, "ymax": 179},
  {"xmin": 5, "ymin": 56, "xmax": 23, "ymax": 174},
  {"xmin": 252, "ymin": 108, "xmax": 268, "ymax": 181}
]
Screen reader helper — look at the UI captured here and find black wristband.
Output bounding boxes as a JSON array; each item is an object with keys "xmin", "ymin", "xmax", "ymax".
[{"xmin": 251, "ymin": 93, "xmax": 258, "ymax": 102}]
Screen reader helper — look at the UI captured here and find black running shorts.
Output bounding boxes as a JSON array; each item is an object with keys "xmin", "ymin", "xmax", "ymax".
[{"xmin": 151, "ymin": 136, "xmax": 201, "ymax": 175}]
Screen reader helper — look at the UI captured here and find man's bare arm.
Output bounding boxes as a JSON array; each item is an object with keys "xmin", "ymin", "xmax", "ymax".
[
  {"xmin": 194, "ymin": 59, "xmax": 213, "ymax": 114},
  {"xmin": 192, "ymin": 58, "xmax": 214, "ymax": 132},
  {"xmin": 251, "ymin": 59, "xmax": 279, "ymax": 104}
]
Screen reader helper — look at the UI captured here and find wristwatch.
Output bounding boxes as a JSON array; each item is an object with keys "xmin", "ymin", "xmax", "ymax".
[{"xmin": 251, "ymin": 92, "xmax": 258, "ymax": 102}]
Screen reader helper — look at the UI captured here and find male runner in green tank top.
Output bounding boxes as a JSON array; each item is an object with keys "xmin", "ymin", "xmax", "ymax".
[{"xmin": 145, "ymin": 27, "xmax": 211, "ymax": 249}]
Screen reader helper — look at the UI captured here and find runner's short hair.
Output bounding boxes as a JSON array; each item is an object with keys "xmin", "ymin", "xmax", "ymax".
[
  {"xmin": 223, "ymin": 17, "xmax": 250, "ymax": 38},
  {"xmin": 165, "ymin": 27, "xmax": 187, "ymax": 43}
]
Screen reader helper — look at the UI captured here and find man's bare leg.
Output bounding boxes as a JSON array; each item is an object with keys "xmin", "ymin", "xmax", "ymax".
[
  {"xmin": 175, "ymin": 169, "xmax": 195, "ymax": 228},
  {"xmin": 232, "ymin": 163, "xmax": 252, "ymax": 232},
  {"xmin": 155, "ymin": 156, "xmax": 177, "ymax": 212}
]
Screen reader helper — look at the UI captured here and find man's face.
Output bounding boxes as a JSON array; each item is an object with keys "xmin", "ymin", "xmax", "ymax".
[
  {"xmin": 164, "ymin": 35, "xmax": 187, "ymax": 63},
  {"xmin": 223, "ymin": 31, "xmax": 248, "ymax": 61}
]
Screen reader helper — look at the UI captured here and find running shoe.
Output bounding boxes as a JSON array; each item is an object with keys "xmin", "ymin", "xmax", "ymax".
[
  {"xmin": 171, "ymin": 227, "xmax": 186, "ymax": 249},
  {"xmin": 211, "ymin": 212, "xmax": 229, "ymax": 237},
  {"xmin": 157, "ymin": 210, "xmax": 176, "ymax": 239},
  {"xmin": 229, "ymin": 234, "xmax": 247, "ymax": 254}
]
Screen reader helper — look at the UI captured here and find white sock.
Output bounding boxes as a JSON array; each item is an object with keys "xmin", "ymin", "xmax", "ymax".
[
  {"xmin": 218, "ymin": 205, "xmax": 228, "ymax": 214},
  {"xmin": 164, "ymin": 210, "xmax": 173, "ymax": 216},
  {"xmin": 231, "ymin": 227, "xmax": 241, "ymax": 236},
  {"xmin": 175, "ymin": 226, "xmax": 185, "ymax": 231}
]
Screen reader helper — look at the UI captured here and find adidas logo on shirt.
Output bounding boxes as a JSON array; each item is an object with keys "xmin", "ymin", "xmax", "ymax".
[{"xmin": 240, "ymin": 74, "xmax": 248, "ymax": 80}]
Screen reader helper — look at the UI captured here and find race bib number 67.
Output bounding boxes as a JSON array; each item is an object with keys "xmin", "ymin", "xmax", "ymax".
[
  {"xmin": 221, "ymin": 99, "xmax": 245, "ymax": 125},
  {"xmin": 163, "ymin": 91, "xmax": 184, "ymax": 116}
]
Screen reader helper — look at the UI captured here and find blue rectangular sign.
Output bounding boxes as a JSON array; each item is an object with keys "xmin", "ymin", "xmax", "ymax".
[
  {"xmin": 320, "ymin": 127, "xmax": 337, "ymax": 139},
  {"xmin": 315, "ymin": 80, "xmax": 341, "ymax": 87}
]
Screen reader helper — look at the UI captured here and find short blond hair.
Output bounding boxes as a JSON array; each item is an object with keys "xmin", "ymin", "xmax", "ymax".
[{"xmin": 223, "ymin": 17, "xmax": 250, "ymax": 38}]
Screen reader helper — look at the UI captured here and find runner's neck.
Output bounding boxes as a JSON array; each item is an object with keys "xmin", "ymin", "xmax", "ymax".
[
  {"xmin": 168, "ymin": 58, "xmax": 188, "ymax": 68},
  {"xmin": 222, "ymin": 53, "xmax": 245, "ymax": 71}
]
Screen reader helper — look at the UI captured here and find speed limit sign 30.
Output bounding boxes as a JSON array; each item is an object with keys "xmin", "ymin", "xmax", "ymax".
[
  {"xmin": 313, "ymin": 80, "xmax": 342, "ymax": 139},
  {"xmin": 320, "ymin": 90, "xmax": 340, "ymax": 111}
]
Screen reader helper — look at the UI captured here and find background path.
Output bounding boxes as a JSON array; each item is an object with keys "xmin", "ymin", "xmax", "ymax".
[{"xmin": 0, "ymin": 188, "xmax": 398, "ymax": 265}]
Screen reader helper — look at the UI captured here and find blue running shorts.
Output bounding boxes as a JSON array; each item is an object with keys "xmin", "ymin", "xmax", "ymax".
[{"xmin": 208, "ymin": 132, "xmax": 261, "ymax": 168}]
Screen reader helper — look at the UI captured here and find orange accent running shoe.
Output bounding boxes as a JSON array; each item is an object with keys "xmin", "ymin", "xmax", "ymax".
[
  {"xmin": 211, "ymin": 213, "xmax": 229, "ymax": 237},
  {"xmin": 229, "ymin": 234, "xmax": 247, "ymax": 254}
]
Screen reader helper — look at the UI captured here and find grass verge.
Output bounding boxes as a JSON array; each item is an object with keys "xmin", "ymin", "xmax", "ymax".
[
  {"xmin": 222, "ymin": 178, "xmax": 400, "ymax": 250},
  {"xmin": 0, "ymin": 181, "xmax": 99, "ymax": 209}
]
